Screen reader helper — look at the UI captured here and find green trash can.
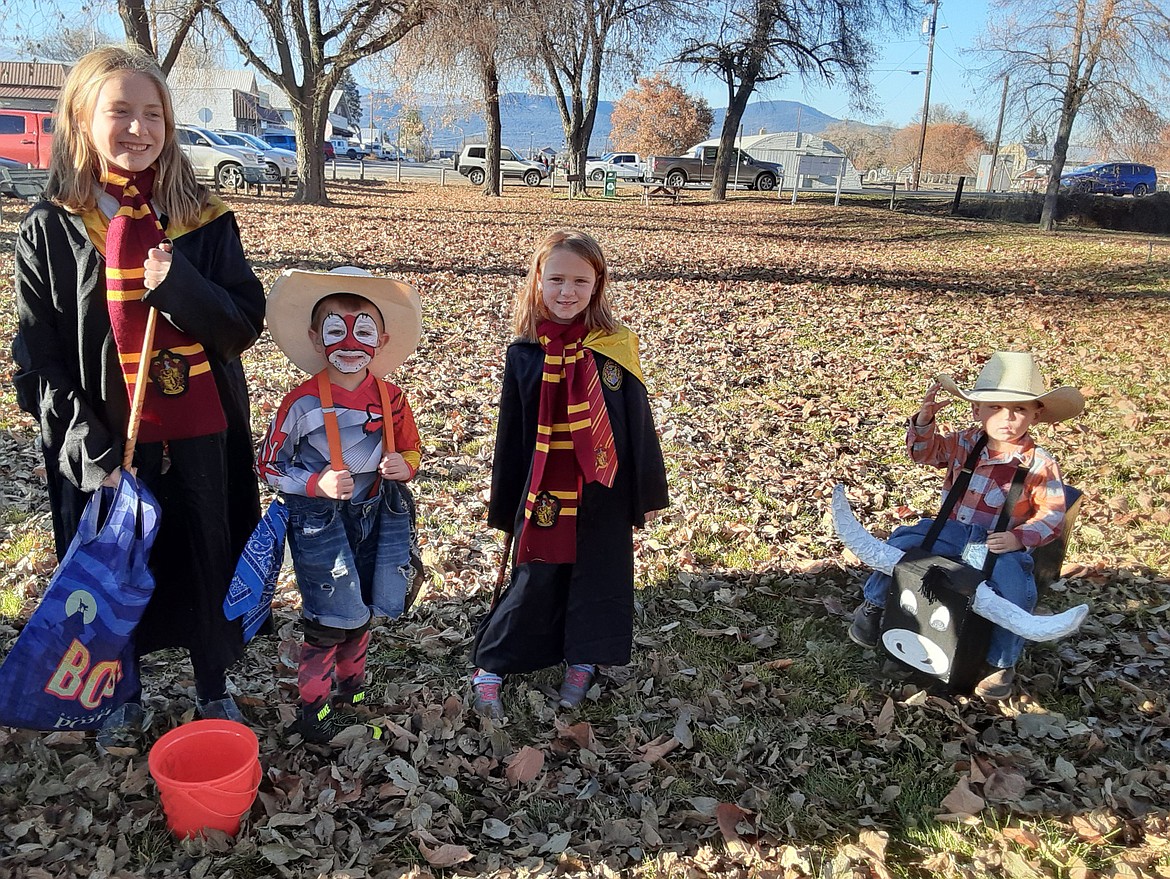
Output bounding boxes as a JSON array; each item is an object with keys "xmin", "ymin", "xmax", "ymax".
[{"xmin": 604, "ymin": 170, "xmax": 616, "ymax": 197}]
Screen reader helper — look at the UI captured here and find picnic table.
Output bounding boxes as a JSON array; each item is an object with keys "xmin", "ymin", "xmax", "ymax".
[
  {"xmin": 636, "ymin": 181, "xmax": 682, "ymax": 205},
  {"xmin": 0, "ymin": 167, "xmax": 50, "ymax": 202}
]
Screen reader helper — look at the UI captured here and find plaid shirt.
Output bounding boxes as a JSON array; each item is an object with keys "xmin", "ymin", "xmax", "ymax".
[{"xmin": 906, "ymin": 422, "xmax": 1065, "ymax": 548}]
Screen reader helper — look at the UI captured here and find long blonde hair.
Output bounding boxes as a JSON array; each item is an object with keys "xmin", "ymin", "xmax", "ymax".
[
  {"xmin": 45, "ymin": 46, "xmax": 207, "ymax": 226},
  {"xmin": 513, "ymin": 228, "xmax": 617, "ymax": 341}
]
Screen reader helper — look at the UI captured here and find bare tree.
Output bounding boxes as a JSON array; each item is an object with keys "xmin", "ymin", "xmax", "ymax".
[
  {"xmin": 19, "ymin": 26, "xmax": 117, "ymax": 61},
  {"xmin": 820, "ymin": 121, "xmax": 893, "ymax": 174},
  {"xmin": 525, "ymin": 0, "xmax": 678, "ymax": 198},
  {"xmin": 390, "ymin": 1, "xmax": 525, "ymax": 196},
  {"xmin": 119, "ymin": 0, "xmax": 209, "ymax": 74},
  {"xmin": 979, "ymin": 0, "xmax": 1170, "ymax": 230},
  {"xmin": 206, "ymin": 0, "xmax": 428, "ymax": 204},
  {"xmin": 678, "ymin": 0, "xmax": 912, "ymax": 202}
]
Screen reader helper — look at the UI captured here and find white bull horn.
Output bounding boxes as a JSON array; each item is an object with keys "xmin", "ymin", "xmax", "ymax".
[
  {"xmin": 831, "ymin": 484, "xmax": 906, "ymax": 575},
  {"xmin": 973, "ymin": 584, "xmax": 1088, "ymax": 641},
  {"xmin": 831, "ymin": 484, "xmax": 1090, "ymax": 643}
]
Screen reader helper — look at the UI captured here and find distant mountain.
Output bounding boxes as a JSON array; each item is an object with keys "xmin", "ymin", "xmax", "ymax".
[{"xmin": 363, "ymin": 91, "xmax": 838, "ymax": 155}]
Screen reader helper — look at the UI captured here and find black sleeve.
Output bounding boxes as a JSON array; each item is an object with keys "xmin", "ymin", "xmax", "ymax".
[
  {"xmin": 143, "ymin": 212, "xmax": 264, "ymax": 362},
  {"xmin": 621, "ymin": 366, "xmax": 669, "ymax": 526},
  {"xmin": 13, "ymin": 212, "xmax": 121, "ymax": 491},
  {"xmin": 487, "ymin": 344, "xmax": 533, "ymax": 533}
]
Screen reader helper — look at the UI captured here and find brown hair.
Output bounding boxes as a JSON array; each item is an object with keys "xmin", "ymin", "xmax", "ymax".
[
  {"xmin": 45, "ymin": 46, "xmax": 207, "ymax": 226},
  {"xmin": 310, "ymin": 293, "xmax": 384, "ymax": 331},
  {"xmin": 513, "ymin": 228, "xmax": 617, "ymax": 340}
]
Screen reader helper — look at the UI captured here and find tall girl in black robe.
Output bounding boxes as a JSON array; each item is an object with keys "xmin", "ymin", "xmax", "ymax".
[{"xmin": 11, "ymin": 47, "xmax": 263, "ymax": 734}]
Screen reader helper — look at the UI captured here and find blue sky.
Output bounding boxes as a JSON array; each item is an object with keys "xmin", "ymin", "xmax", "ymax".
[
  {"xmin": 670, "ymin": 1, "xmax": 998, "ymax": 131},
  {"xmin": 4, "ymin": 0, "xmax": 998, "ymax": 133}
]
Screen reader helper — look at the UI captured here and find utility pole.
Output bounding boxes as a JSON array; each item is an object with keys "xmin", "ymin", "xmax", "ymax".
[
  {"xmin": 912, "ymin": 0, "xmax": 939, "ymax": 191},
  {"xmin": 987, "ymin": 75, "xmax": 1009, "ymax": 192}
]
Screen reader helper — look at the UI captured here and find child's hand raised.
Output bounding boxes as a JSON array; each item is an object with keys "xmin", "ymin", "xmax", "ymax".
[
  {"xmin": 144, "ymin": 239, "xmax": 173, "ymax": 290},
  {"xmin": 914, "ymin": 381, "xmax": 951, "ymax": 426},
  {"xmin": 317, "ymin": 467, "xmax": 354, "ymax": 500},
  {"xmin": 379, "ymin": 452, "xmax": 411, "ymax": 481}
]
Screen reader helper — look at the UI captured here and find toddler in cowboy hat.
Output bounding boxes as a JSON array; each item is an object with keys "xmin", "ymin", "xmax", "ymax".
[
  {"xmin": 848, "ymin": 351, "xmax": 1084, "ymax": 700},
  {"xmin": 258, "ymin": 267, "xmax": 424, "ymax": 743}
]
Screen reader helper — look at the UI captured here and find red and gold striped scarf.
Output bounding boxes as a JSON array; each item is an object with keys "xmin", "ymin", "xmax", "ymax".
[
  {"xmin": 102, "ymin": 167, "xmax": 225, "ymax": 442},
  {"xmin": 516, "ymin": 318, "xmax": 618, "ymax": 564}
]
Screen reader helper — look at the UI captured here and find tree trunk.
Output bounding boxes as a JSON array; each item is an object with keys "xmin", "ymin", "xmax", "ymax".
[
  {"xmin": 711, "ymin": 81, "xmax": 754, "ymax": 202},
  {"xmin": 290, "ymin": 93, "xmax": 330, "ymax": 205},
  {"xmin": 1040, "ymin": 0, "xmax": 1088, "ymax": 232},
  {"xmin": 568, "ymin": 126, "xmax": 589, "ymax": 195},
  {"xmin": 482, "ymin": 51, "xmax": 502, "ymax": 197},
  {"xmin": 118, "ymin": 0, "xmax": 155, "ymax": 57},
  {"xmin": 1039, "ymin": 96, "xmax": 1080, "ymax": 231}
]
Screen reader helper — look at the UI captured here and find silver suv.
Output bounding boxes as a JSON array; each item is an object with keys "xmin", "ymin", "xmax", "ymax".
[
  {"xmin": 457, "ymin": 144, "xmax": 548, "ymax": 187},
  {"xmin": 175, "ymin": 125, "xmax": 267, "ymax": 189},
  {"xmin": 214, "ymin": 130, "xmax": 297, "ymax": 182}
]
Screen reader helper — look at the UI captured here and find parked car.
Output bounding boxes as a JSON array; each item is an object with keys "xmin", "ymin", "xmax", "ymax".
[
  {"xmin": 0, "ymin": 108, "xmax": 54, "ymax": 169},
  {"xmin": 330, "ymin": 138, "xmax": 368, "ymax": 160},
  {"xmin": 262, "ymin": 132, "xmax": 334, "ymax": 162},
  {"xmin": 1059, "ymin": 162, "xmax": 1157, "ymax": 196},
  {"xmin": 586, "ymin": 152, "xmax": 645, "ymax": 182},
  {"xmin": 457, "ymin": 144, "xmax": 548, "ymax": 187},
  {"xmin": 175, "ymin": 124, "xmax": 267, "ymax": 189},
  {"xmin": 647, "ymin": 146, "xmax": 782, "ymax": 191},
  {"xmin": 215, "ymin": 130, "xmax": 297, "ymax": 181}
]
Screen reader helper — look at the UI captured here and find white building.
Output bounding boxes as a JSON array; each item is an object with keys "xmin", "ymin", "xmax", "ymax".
[
  {"xmin": 168, "ymin": 66, "xmax": 353, "ymax": 141},
  {"xmin": 692, "ymin": 132, "xmax": 864, "ymax": 190},
  {"xmin": 168, "ymin": 67, "xmax": 285, "ymax": 134}
]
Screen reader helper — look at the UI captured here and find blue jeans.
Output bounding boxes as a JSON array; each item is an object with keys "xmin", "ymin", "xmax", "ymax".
[
  {"xmin": 862, "ymin": 518, "xmax": 1036, "ymax": 668},
  {"xmin": 285, "ymin": 481, "xmax": 415, "ymax": 629}
]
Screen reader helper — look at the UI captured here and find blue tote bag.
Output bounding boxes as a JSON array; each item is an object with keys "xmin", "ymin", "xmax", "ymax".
[{"xmin": 0, "ymin": 470, "xmax": 160, "ymax": 731}]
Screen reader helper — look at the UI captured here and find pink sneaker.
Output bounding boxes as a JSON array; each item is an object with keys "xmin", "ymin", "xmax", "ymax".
[
  {"xmin": 472, "ymin": 671, "xmax": 504, "ymax": 720},
  {"xmin": 558, "ymin": 664, "xmax": 595, "ymax": 708}
]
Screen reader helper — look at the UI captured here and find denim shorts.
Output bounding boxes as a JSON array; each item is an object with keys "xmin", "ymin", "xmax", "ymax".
[{"xmin": 284, "ymin": 481, "xmax": 415, "ymax": 629}]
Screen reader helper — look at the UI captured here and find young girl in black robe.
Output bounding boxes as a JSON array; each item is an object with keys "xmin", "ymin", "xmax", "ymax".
[
  {"xmin": 12, "ymin": 47, "xmax": 264, "ymax": 750},
  {"xmin": 471, "ymin": 228, "xmax": 668, "ymax": 719}
]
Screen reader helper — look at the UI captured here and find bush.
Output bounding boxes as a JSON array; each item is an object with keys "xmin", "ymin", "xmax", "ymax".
[
  {"xmin": 909, "ymin": 189, "xmax": 1170, "ymax": 232},
  {"xmin": 1056, "ymin": 190, "xmax": 1170, "ymax": 233}
]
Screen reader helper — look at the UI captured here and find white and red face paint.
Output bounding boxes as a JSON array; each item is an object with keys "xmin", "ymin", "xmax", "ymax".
[{"xmin": 320, "ymin": 311, "xmax": 381, "ymax": 373}]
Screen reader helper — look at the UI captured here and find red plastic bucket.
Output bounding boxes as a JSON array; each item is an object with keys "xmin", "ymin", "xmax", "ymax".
[{"xmin": 148, "ymin": 719, "xmax": 261, "ymax": 838}]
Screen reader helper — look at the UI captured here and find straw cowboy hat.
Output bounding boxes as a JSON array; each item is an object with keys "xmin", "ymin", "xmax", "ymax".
[
  {"xmin": 937, "ymin": 351, "xmax": 1084, "ymax": 423},
  {"xmin": 266, "ymin": 267, "xmax": 421, "ymax": 377}
]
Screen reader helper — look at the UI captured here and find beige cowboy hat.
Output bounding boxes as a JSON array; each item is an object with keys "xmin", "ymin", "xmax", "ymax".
[
  {"xmin": 266, "ymin": 267, "xmax": 422, "ymax": 377},
  {"xmin": 936, "ymin": 351, "xmax": 1084, "ymax": 423}
]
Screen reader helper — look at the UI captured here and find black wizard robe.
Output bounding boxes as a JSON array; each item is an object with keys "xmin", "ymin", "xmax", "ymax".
[
  {"xmin": 12, "ymin": 197, "xmax": 264, "ymax": 671},
  {"xmin": 473, "ymin": 328, "xmax": 669, "ymax": 673}
]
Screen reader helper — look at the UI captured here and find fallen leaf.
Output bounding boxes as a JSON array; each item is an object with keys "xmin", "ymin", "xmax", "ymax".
[
  {"xmin": 418, "ymin": 840, "xmax": 474, "ymax": 867},
  {"xmin": 504, "ymin": 745, "xmax": 545, "ymax": 784},
  {"xmin": 938, "ymin": 776, "xmax": 985, "ymax": 818}
]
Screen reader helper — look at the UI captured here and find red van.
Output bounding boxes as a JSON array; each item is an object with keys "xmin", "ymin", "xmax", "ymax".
[{"xmin": 0, "ymin": 109, "xmax": 54, "ymax": 169}]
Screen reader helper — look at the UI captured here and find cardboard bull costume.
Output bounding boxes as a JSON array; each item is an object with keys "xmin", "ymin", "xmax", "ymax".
[{"xmin": 832, "ymin": 485, "xmax": 1089, "ymax": 693}]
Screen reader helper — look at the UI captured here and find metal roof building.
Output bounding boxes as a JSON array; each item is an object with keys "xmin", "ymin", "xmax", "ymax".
[{"xmin": 0, "ymin": 60, "xmax": 69, "ymax": 110}]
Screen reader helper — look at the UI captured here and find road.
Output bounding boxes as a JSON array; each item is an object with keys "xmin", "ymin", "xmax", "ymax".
[{"xmin": 316, "ymin": 160, "xmax": 1019, "ymax": 201}]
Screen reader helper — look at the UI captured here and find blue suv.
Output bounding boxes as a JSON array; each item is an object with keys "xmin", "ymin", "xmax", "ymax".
[{"xmin": 1060, "ymin": 162, "xmax": 1157, "ymax": 197}]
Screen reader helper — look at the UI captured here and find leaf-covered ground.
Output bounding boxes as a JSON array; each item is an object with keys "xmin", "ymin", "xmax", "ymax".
[{"xmin": 0, "ymin": 183, "xmax": 1168, "ymax": 879}]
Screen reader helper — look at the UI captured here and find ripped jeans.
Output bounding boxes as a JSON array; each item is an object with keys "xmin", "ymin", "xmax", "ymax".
[{"xmin": 285, "ymin": 481, "xmax": 415, "ymax": 629}]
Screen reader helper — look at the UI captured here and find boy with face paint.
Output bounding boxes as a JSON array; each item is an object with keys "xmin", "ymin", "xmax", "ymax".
[{"xmin": 259, "ymin": 268, "xmax": 423, "ymax": 743}]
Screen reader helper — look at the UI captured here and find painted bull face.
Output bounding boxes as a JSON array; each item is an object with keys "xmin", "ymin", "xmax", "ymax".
[{"xmin": 880, "ymin": 587, "xmax": 955, "ymax": 675}]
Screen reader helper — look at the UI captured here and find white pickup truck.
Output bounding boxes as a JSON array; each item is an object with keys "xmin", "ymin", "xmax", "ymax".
[{"xmin": 585, "ymin": 152, "xmax": 646, "ymax": 181}]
